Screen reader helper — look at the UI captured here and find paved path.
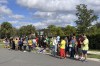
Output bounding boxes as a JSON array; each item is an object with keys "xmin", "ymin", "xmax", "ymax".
[
  {"xmin": 88, "ymin": 51, "xmax": 100, "ymax": 55},
  {"xmin": 0, "ymin": 48, "xmax": 100, "ymax": 66}
]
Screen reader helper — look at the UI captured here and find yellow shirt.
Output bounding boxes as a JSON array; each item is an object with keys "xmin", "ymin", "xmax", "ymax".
[
  {"xmin": 60, "ymin": 40, "xmax": 66, "ymax": 49},
  {"xmin": 82, "ymin": 38, "xmax": 89, "ymax": 50},
  {"xmin": 28, "ymin": 40, "xmax": 32, "ymax": 45},
  {"xmin": 15, "ymin": 40, "xmax": 19, "ymax": 45}
]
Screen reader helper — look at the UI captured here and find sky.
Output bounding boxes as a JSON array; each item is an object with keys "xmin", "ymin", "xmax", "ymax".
[{"xmin": 0, "ymin": 0, "xmax": 100, "ymax": 29}]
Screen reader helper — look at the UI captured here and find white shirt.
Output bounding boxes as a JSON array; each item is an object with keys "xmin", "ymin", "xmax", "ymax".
[
  {"xmin": 57, "ymin": 36, "xmax": 60, "ymax": 42},
  {"xmin": 33, "ymin": 39, "xmax": 36, "ymax": 43},
  {"xmin": 53, "ymin": 39, "xmax": 58, "ymax": 45}
]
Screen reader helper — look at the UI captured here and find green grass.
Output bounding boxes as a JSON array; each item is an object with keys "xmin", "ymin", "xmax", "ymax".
[
  {"xmin": 0, "ymin": 44, "xmax": 4, "ymax": 48},
  {"xmin": 88, "ymin": 54, "xmax": 100, "ymax": 59},
  {"xmin": 89, "ymin": 49, "xmax": 100, "ymax": 52},
  {"xmin": 0, "ymin": 42, "xmax": 4, "ymax": 48}
]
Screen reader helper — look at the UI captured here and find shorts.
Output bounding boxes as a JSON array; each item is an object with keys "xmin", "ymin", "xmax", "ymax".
[{"xmin": 82, "ymin": 50, "xmax": 87, "ymax": 54}]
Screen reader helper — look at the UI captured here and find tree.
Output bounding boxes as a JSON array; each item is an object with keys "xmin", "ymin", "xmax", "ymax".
[
  {"xmin": 48, "ymin": 25, "xmax": 57, "ymax": 36},
  {"xmin": 48, "ymin": 25, "xmax": 65, "ymax": 36},
  {"xmin": 56, "ymin": 27, "xmax": 65, "ymax": 36},
  {"xmin": 86, "ymin": 26, "xmax": 98, "ymax": 35},
  {"xmin": 95, "ymin": 22, "xmax": 100, "ymax": 28},
  {"xmin": 0, "ymin": 22, "xmax": 13, "ymax": 38},
  {"xmin": 75, "ymin": 4, "xmax": 98, "ymax": 33},
  {"xmin": 11, "ymin": 27, "xmax": 18, "ymax": 37},
  {"xmin": 18, "ymin": 25, "xmax": 36, "ymax": 36},
  {"xmin": 64, "ymin": 25, "xmax": 76, "ymax": 36}
]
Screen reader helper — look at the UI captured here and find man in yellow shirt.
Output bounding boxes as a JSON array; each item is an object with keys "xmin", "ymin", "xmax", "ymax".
[
  {"xmin": 81, "ymin": 35, "xmax": 89, "ymax": 61},
  {"xmin": 14, "ymin": 38, "xmax": 19, "ymax": 50},
  {"xmin": 28, "ymin": 38, "xmax": 33, "ymax": 52},
  {"xmin": 60, "ymin": 38, "xmax": 66, "ymax": 59}
]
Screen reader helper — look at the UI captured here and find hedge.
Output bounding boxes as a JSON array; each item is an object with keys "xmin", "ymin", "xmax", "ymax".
[{"xmin": 87, "ymin": 34, "xmax": 100, "ymax": 50}]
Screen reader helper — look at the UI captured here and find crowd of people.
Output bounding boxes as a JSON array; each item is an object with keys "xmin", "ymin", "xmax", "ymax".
[
  {"xmin": 50, "ymin": 34, "xmax": 89, "ymax": 62},
  {"xmin": 3, "ymin": 33, "xmax": 89, "ymax": 62}
]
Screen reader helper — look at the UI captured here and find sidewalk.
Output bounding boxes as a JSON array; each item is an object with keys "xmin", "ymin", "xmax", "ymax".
[
  {"xmin": 88, "ymin": 58, "xmax": 100, "ymax": 62},
  {"xmin": 88, "ymin": 51, "xmax": 100, "ymax": 55},
  {"xmin": 88, "ymin": 51, "xmax": 100, "ymax": 62}
]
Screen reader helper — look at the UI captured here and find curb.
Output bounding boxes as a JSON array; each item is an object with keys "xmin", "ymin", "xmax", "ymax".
[{"xmin": 88, "ymin": 58, "xmax": 100, "ymax": 62}]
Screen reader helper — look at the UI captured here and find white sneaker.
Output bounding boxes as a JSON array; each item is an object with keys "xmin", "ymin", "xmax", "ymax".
[
  {"xmin": 79, "ymin": 57, "xmax": 84, "ymax": 61},
  {"xmin": 23, "ymin": 51, "xmax": 26, "ymax": 52},
  {"xmin": 75, "ymin": 55, "xmax": 79, "ymax": 59}
]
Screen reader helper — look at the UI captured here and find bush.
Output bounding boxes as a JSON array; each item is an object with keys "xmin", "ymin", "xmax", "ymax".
[{"xmin": 87, "ymin": 34, "xmax": 100, "ymax": 50}]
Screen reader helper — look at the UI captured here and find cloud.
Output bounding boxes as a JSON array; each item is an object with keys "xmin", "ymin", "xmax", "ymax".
[
  {"xmin": 9, "ymin": 21, "xmax": 32, "ymax": 25},
  {"xmin": 0, "ymin": 0, "xmax": 8, "ymax": 4},
  {"xmin": 0, "ymin": 0, "xmax": 24, "ymax": 20},
  {"xmin": 9, "ymin": 14, "xmax": 25, "ymax": 20},
  {"xmin": 0, "ymin": 15, "xmax": 5, "ymax": 20},
  {"xmin": 9, "ymin": 13, "xmax": 76, "ymax": 29},
  {"xmin": 82, "ymin": 0, "xmax": 100, "ymax": 14},
  {"xmin": 17, "ymin": 0, "xmax": 100, "ymax": 15},
  {"xmin": 33, "ymin": 11, "xmax": 57, "ymax": 19},
  {"xmin": 0, "ymin": 5, "xmax": 12, "ymax": 15},
  {"xmin": 17, "ymin": 0, "xmax": 80, "ymax": 12},
  {"xmin": 32, "ymin": 14, "xmax": 76, "ymax": 29},
  {"xmin": 9, "ymin": 21, "xmax": 35, "ymax": 28},
  {"xmin": 16, "ymin": 0, "xmax": 100, "ymax": 29},
  {"xmin": 6, "ymin": 0, "xmax": 99, "ymax": 29},
  {"xmin": 32, "ymin": 11, "xmax": 77, "ymax": 29},
  {"xmin": 33, "ymin": 11, "xmax": 76, "ymax": 20},
  {"xmin": 0, "ymin": 0, "xmax": 12, "ymax": 21},
  {"xmin": 0, "ymin": 5, "xmax": 25, "ymax": 20},
  {"xmin": 86, "ymin": 0, "xmax": 100, "ymax": 6},
  {"xmin": 9, "ymin": 21, "xmax": 19, "ymax": 24}
]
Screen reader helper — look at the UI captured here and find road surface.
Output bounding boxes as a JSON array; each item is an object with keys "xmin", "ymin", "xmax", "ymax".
[{"xmin": 0, "ymin": 48, "xmax": 100, "ymax": 66}]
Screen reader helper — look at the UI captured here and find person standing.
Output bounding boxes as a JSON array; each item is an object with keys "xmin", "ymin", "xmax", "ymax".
[
  {"xmin": 28, "ymin": 38, "xmax": 33, "ymax": 52},
  {"xmin": 77, "ymin": 35, "xmax": 83, "ymax": 59},
  {"xmin": 69, "ymin": 36, "xmax": 76, "ymax": 59},
  {"xmin": 56, "ymin": 36, "xmax": 60, "ymax": 44},
  {"xmin": 56, "ymin": 36, "xmax": 60, "ymax": 56},
  {"xmin": 18, "ymin": 38, "xmax": 23, "ymax": 51},
  {"xmin": 52, "ymin": 37, "xmax": 58, "ymax": 57},
  {"xmin": 14, "ymin": 38, "xmax": 19, "ymax": 50},
  {"xmin": 65, "ymin": 37, "xmax": 69, "ymax": 58},
  {"xmin": 36, "ymin": 36, "xmax": 39, "ymax": 46},
  {"xmin": 4, "ymin": 38, "xmax": 9, "ymax": 48},
  {"xmin": 23, "ymin": 38, "xmax": 27, "ymax": 52},
  {"xmin": 81, "ymin": 35, "xmax": 89, "ymax": 62},
  {"xmin": 42, "ymin": 36, "xmax": 46, "ymax": 49},
  {"xmin": 45, "ymin": 36, "xmax": 49, "ymax": 48},
  {"xmin": 32, "ymin": 38, "xmax": 37, "ymax": 49},
  {"xmin": 60, "ymin": 38, "xmax": 66, "ymax": 59},
  {"xmin": 10, "ymin": 38, "xmax": 15, "ymax": 50}
]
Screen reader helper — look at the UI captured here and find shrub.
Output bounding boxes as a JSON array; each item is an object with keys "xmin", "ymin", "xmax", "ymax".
[{"xmin": 87, "ymin": 34, "xmax": 100, "ymax": 50}]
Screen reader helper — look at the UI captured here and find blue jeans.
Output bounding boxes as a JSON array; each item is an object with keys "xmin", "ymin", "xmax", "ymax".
[{"xmin": 51, "ymin": 46, "xmax": 56, "ymax": 56}]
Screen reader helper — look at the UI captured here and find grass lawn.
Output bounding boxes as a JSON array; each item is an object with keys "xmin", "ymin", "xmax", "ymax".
[
  {"xmin": 88, "ymin": 54, "xmax": 100, "ymax": 59},
  {"xmin": 0, "ymin": 42, "xmax": 4, "ymax": 48},
  {"xmin": 89, "ymin": 49, "xmax": 100, "ymax": 52}
]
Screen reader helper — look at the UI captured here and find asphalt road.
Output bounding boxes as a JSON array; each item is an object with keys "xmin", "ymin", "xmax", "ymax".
[{"xmin": 0, "ymin": 48, "xmax": 100, "ymax": 66}]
